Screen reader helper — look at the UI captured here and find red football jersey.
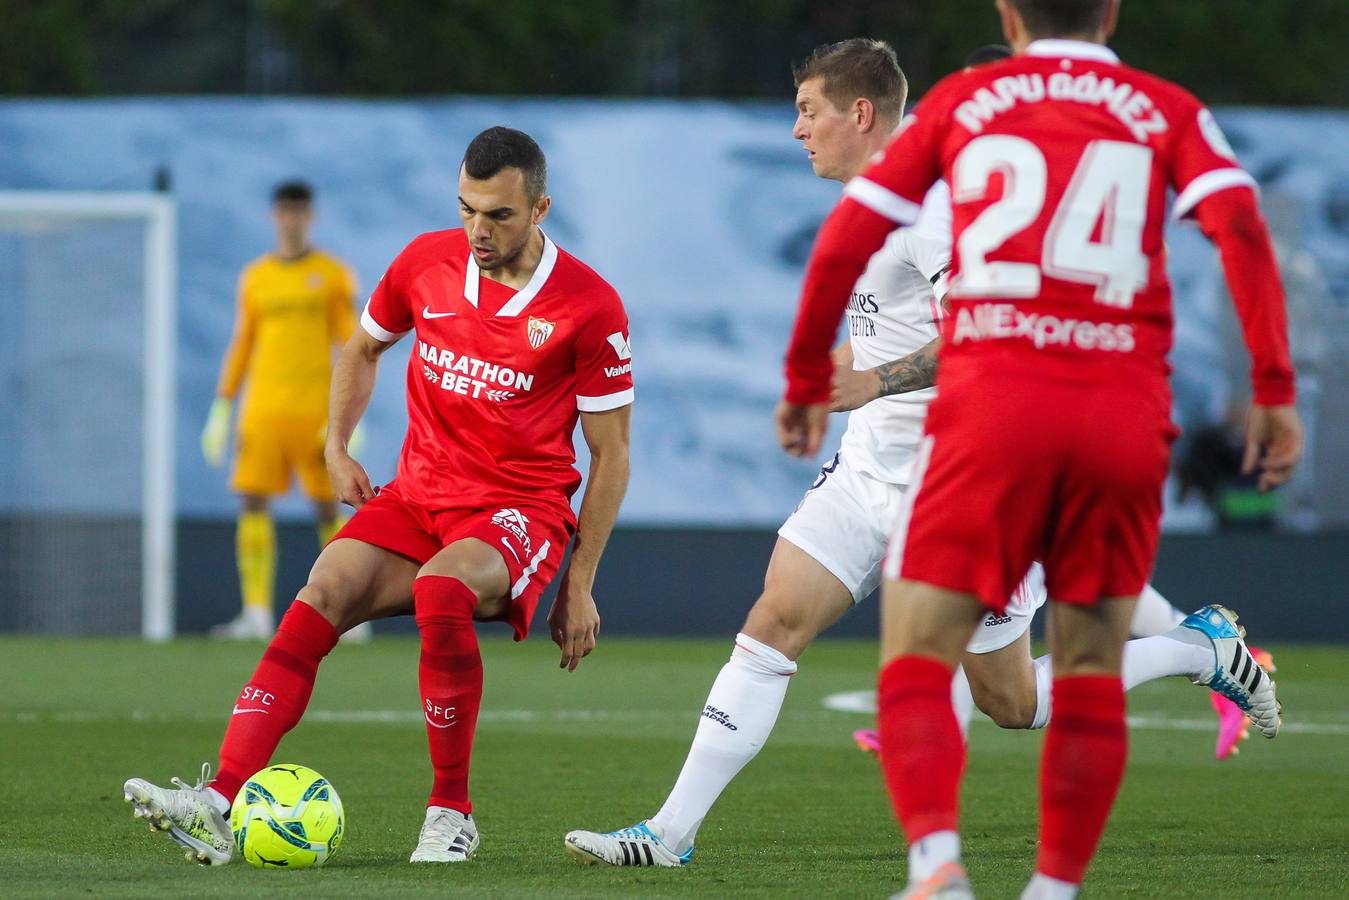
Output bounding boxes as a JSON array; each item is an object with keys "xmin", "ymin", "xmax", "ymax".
[
  {"xmin": 786, "ymin": 39, "xmax": 1294, "ymax": 406},
  {"xmin": 361, "ymin": 229, "xmax": 634, "ymax": 523}
]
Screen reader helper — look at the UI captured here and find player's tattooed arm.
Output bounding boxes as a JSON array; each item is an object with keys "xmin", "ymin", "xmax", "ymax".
[
  {"xmin": 830, "ymin": 336, "xmax": 940, "ymax": 413},
  {"xmin": 876, "ymin": 337, "xmax": 940, "ymax": 396}
]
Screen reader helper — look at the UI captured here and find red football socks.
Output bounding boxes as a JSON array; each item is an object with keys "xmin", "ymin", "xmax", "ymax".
[
  {"xmin": 1036, "ymin": 675, "xmax": 1128, "ymax": 885},
  {"xmin": 213, "ymin": 601, "xmax": 339, "ymax": 802},
  {"xmin": 877, "ymin": 655, "xmax": 963, "ymax": 842},
  {"xmin": 415, "ymin": 576, "xmax": 484, "ymax": 814}
]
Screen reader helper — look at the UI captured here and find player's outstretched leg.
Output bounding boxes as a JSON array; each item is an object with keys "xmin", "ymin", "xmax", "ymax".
[
  {"xmin": 563, "ymin": 631, "xmax": 796, "ymax": 867},
  {"xmin": 122, "ymin": 600, "xmax": 339, "ymax": 865},
  {"xmin": 952, "ymin": 595, "xmax": 1270, "ymax": 757},
  {"xmin": 1176, "ymin": 605, "xmax": 1281, "ymax": 738},
  {"xmin": 1126, "ymin": 583, "xmax": 1267, "ymax": 758},
  {"xmin": 122, "ymin": 539, "xmax": 411, "ymax": 866},
  {"xmin": 124, "ymin": 764, "xmax": 234, "ymax": 865},
  {"xmin": 565, "ymin": 538, "xmax": 850, "ymax": 866}
]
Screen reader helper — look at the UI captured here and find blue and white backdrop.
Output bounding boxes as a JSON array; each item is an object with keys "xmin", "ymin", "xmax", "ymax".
[{"xmin": 1, "ymin": 99, "xmax": 1345, "ymax": 528}]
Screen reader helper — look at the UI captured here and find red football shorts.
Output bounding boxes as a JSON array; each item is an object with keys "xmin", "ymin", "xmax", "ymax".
[
  {"xmin": 332, "ymin": 485, "xmax": 573, "ymax": 640},
  {"xmin": 884, "ymin": 366, "xmax": 1175, "ymax": 614}
]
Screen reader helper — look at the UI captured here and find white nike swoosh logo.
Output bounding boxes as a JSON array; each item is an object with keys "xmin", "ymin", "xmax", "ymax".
[
  {"xmin": 424, "ymin": 712, "xmax": 454, "ymax": 729},
  {"xmin": 500, "ymin": 537, "xmax": 521, "ymax": 563},
  {"xmin": 422, "ymin": 306, "xmax": 457, "ymax": 319},
  {"xmin": 232, "ymin": 706, "xmax": 268, "ymax": 716}
]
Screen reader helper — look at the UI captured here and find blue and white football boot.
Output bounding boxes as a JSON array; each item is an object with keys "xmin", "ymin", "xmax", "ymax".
[
  {"xmin": 1179, "ymin": 605, "xmax": 1281, "ymax": 738},
  {"xmin": 564, "ymin": 820, "xmax": 693, "ymax": 867}
]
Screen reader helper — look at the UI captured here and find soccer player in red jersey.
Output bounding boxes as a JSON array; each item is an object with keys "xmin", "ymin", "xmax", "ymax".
[
  {"xmin": 779, "ymin": 2, "xmax": 1303, "ymax": 897},
  {"xmin": 124, "ymin": 127, "xmax": 635, "ymax": 866}
]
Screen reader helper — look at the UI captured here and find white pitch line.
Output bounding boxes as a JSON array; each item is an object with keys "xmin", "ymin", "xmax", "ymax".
[
  {"xmin": 821, "ymin": 690, "xmax": 1349, "ymax": 736},
  {"xmin": 6, "ymin": 700, "xmax": 1347, "ymax": 736},
  {"xmin": 0, "ymin": 708, "xmax": 679, "ymax": 726}
]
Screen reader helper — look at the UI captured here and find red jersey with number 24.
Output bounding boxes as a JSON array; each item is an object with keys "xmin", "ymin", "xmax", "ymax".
[
  {"xmin": 361, "ymin": 229, "xmax": 634, "ymax": 524},
  {"xmin": 786, "ymin": 39, "xmax": 1294, "ymax": 406}
]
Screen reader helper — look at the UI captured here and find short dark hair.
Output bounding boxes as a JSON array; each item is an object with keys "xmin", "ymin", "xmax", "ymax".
[
  {"xmin": 272, "ymin": 180, "xmax": 313, "ymax": 205},
  {"xmin": 792, "ymin": 38, "xmax": 907, "ymax": 128},
  {"xmin": 964, "ymin": 44, "xmax": 1014, "ymax": 68},
  {"xmin": 1007, "ymin": 0, "xmax": 1111, "ymax": 38},
  {"xmin": 462, "ymin": 126, "xmax": 548, "ymax": 201}
]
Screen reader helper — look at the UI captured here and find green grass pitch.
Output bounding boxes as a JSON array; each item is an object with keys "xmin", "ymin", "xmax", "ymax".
[{"xmin": 3, "ymin": 635, "xmax": 1347, "ymax": 897}]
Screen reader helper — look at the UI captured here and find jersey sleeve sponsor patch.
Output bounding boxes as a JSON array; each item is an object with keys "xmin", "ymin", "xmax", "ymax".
[{"xmin": 573, "ymin": 298, "xmax": 634, "ymax": 411}]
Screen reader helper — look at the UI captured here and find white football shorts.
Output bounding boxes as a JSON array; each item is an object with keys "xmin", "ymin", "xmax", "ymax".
[{"xmin": 777, "ymin": 449, "xmax": 1046, "ymax": 654}]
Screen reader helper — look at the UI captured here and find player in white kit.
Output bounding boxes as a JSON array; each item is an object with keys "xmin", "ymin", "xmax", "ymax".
[{"xmin": 562, "ymin": 39, "xmax": 1250, "ymax": 870}]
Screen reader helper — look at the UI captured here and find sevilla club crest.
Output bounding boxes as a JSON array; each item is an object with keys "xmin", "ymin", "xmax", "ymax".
[{"xmin": 527, "ymin": 316, "xmax": 556, "ymax": 349}]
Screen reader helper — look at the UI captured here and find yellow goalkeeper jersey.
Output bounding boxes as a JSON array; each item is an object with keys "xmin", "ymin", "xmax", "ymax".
[{"xmin": 217, "ymin": 249, "xmax": 357, "ymax": 422}]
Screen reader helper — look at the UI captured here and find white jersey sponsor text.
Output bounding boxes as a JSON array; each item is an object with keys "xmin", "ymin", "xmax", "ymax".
[{"xmin": 839, "ymin": 181, "xmax": 951, "ymax": 484}]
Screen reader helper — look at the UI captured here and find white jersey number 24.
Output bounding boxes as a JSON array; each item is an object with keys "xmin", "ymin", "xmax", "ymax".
[{"xmin": 950, "ymin": 135, "xmax": 1151, "ymax": 309}]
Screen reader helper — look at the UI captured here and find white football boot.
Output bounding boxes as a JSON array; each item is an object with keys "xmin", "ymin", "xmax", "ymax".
[
  {"xmin": 209, "ymin": 607, "xmax": 274, "ymax": 640},
  {"xmin": 409, "ymin": 806, "xmax": 480, "ymax": 862},
  {"xmin": 1178, "ymin": 605, "xmax": 1281, "ymax": 738},
  {"xmin": 340, "ymin": 620, "xmax": 373, "ymax": 643},
  {"xmin": 123, "ymin": 763, "xmax": 234, "ymax": 865},
  {"xmin": 564, "ymin": 820, "xmax": 693, "ymax": 867},
  {"xmin": 893, "ymin": 862, "xmax": 974, "ymax": 899}
]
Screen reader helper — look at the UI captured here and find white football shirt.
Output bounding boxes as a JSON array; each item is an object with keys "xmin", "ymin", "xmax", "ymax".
[{"xmin": 838, "ymin": 181, "xmax": 951, "ymax": 485}]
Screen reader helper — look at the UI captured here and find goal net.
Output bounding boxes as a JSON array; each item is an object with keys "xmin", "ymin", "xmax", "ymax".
[{"xmin": 0, "ymin": 192, "xmax": 176, "ymax": 639}]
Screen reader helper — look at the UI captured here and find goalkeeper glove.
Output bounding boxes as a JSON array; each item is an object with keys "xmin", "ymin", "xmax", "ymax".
[{"xmin": 201, "ymin": 397, "xmax": 232, "ymax": 468}]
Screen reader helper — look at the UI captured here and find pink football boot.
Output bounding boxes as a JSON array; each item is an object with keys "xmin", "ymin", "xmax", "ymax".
[{"xmin": 852, "ymin": 728, "xmax": 881, "ymax": 756}]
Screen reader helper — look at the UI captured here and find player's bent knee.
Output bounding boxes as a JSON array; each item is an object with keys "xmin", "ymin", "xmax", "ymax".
[
  {"xmin": 969, "ymin": 680, "xmax": 1037, "ymax": 729},
  {"xmin": 417, "ymin": 538, "xmax": 510, "ymax": 608},
  {"xmin": 741, "ymin": 592, "xmax": 821, "ymax": 660},
  {"xmin": 295, "ymin": 580, "xmax": 352, "ymax": 630}
]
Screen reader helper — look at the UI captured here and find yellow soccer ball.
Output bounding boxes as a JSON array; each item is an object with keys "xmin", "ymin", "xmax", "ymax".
[{"xmin": 230, "ymin": 764, "xmax": 344, "ymax": 869}]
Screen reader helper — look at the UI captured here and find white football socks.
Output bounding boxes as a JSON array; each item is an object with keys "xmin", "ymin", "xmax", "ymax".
[
  {"xmin": 951, "ymin": 665, "xmax": 974, "ymax": 738},
  {"xmin": 909, "ymin": 829, "xmax": 961, "ymax": 884},
  {"xmin": 1122, "ymin": 633, "xmax": 1211, "ymax": 689},
  {"xmin": 649, "ymin": 633, "xmax": 796, "ymax": 854},
  {"xmin": 1027, "ymin": 630, "xmax": 1210, "ymax": 721},
  {"xmin": 1030, "ymin": 655, "xmax": 1053, "ymax": 729},
  {"xmin": 1129, "ymin": 584, "xmax": 1187, "ymax": 637}
]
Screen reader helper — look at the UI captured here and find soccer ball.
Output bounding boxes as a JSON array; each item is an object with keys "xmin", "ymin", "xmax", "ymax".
[{"xmin": 230, "ymin": 764, "xmax": 344, "ymax": 869}]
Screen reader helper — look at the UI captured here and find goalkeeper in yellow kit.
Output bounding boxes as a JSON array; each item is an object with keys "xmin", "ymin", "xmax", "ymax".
[{"xmin": 201, "ymin": 181, "xmax": 366, "ymax": 639}]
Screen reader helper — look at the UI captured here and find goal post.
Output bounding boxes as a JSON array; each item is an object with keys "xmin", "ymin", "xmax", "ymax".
[{"xmin": 0, "ymin": 191, "xmax": 177, "ymax": 640}]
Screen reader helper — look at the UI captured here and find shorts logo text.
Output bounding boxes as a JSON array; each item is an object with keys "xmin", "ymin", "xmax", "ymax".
[{"xmin": 491, "ymin": 508, "xmax": 533, "ymax": 555}]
